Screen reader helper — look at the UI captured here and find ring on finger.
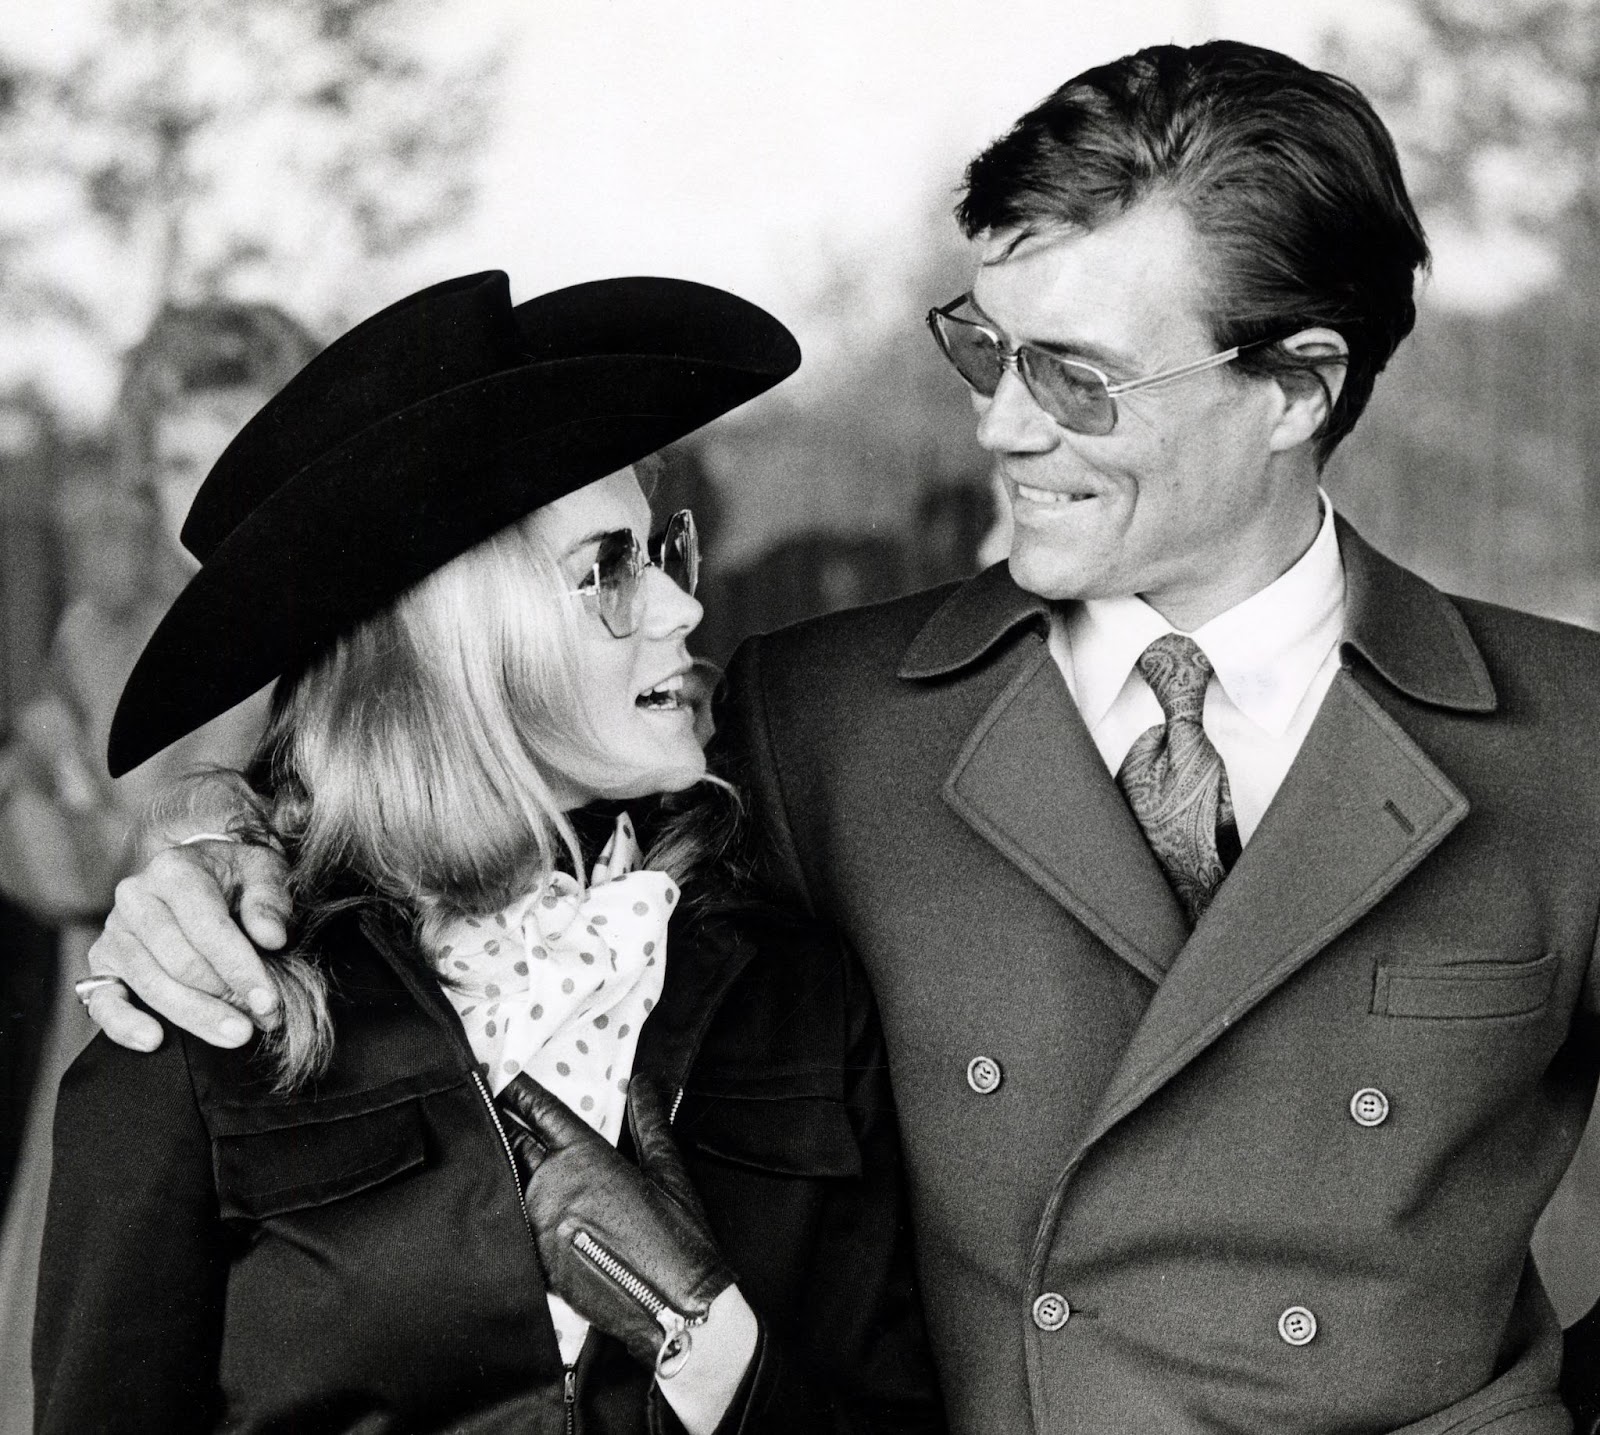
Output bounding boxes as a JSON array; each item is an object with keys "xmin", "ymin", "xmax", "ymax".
[{"xmin": 74, "ymin": 975, "xmax": 131, "ymax": 1009}]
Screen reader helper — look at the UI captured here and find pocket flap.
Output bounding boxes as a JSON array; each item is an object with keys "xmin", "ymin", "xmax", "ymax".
[
  {"xmin": 676, "ymin": 1094, "xmax": 861, "ymax": 1179},
  {"xmin": 214, "ymin": 1097, "xmax": 426, "ymax": 1220},
  {"xmin": 1372, "ymin": 952, "xmax": 1559, "ymax": 1020}
]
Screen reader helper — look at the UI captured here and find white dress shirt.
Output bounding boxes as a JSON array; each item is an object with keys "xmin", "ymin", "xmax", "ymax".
[{"xmin": 1048, "ymin": 496, "xmax": 1346, "ymax": 845}]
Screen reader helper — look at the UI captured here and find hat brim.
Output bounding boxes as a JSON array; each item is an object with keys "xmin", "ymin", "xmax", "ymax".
[{"xmin": 108, "ymin": 346, "xmax": 791, "ymax": 777}]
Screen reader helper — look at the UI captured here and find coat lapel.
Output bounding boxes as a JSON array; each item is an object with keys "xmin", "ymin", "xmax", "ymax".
[
  {"xmin": 903, "ymin": 565, "xmax": 1189, "ymax": 985},
  {"xmin": 1077, "ymin": 522, "xmax": 1495, "ymax": 1149},
  {"xmin": 1080, "ymin": 668, "xmax": 1469, "ymax": 1145}
]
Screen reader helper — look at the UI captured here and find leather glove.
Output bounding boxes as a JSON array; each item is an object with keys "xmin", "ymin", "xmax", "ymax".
[{"xmin": 498, "ymin": 1073, "xmax": 735, "ymax": 1377}]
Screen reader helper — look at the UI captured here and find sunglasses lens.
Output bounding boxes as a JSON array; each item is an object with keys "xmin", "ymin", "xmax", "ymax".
[
  {"xmin": 1022, "ymin": 353, "xmax": 1116, "ymax": 436},
  {"xmin": 655, "ymin": 510, "xmax": 699, "ymax": 597},
  {"xmin": 930, "ymin": 312, "xmax": 1005, "ymax": 397},
  {"xmin": 588, "ymin": 530, "xmax": 643, "ymax": 637}
]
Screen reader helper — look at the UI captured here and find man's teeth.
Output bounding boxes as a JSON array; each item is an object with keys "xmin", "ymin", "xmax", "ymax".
[
  {"xmin": 638, "ymin": 674, "xmax": 686, "ymax": 709},
  {"xmin": 1015, "ymin": 482, "xmax": 1094, "ymax": 505}
]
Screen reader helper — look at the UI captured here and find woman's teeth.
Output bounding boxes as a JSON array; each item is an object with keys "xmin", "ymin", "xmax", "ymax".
[{"xmin": 637, "ymin": 674, "xmax": 686, "ymax": 710}]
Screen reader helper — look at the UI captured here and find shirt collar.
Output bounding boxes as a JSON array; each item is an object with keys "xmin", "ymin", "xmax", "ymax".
[{"xmin": 1063, "ymin": 494, "xmax": 1346, "ymax": 737}]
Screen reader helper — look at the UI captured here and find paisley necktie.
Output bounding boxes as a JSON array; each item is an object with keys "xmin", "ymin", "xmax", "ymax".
[{"xmin": 1116, "ymin": 633, "xmax": 1238, "ymax": 924}]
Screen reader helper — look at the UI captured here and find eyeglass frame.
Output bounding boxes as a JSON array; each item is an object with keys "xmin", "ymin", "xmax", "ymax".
[
  {"xmin": 926, "ymin": 293, "xmax": 1282, "ymax": 436},
  {"xmin": 568, "ymin": 508, "xmax": 699, "ymax": 639}
]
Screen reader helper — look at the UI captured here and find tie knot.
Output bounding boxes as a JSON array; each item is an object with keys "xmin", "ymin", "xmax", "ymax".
[{"xmin": 1136, "ymin": 633, "xmax": 1213, "ymax": 724}]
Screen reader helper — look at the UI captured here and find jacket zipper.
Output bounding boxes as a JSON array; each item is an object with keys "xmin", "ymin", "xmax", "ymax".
[
  {"xmin": 571, "ymin": 1229, "xmax": 700, "ymax": 1375},
  {"xmin": 470, "ymin": 1068, "xmax": 537, "ymax": 1243},
  {"xmin": 472, "ymin": 1070, "xmax": 583, "ymax": 1425},
  {"xmin": 669, "ymin": 1085, "xmax": 685, "ymax": 1124}
]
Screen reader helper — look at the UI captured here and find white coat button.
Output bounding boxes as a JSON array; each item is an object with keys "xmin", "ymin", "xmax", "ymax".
[
  {"xmin": 967, "ymin": 1056, "xmax": 1002, "ymax": 1095},
  {"xmin": 1032, "ymin": 1292, "xmax": 1070, "ymax": 1331},
  {"xmin": 1349, "ymin": 1088, "xmax": 1390, "ymax": 1127},
  {"xmin": 1278, "ymin": 1306, "xmax": 1317, "ymax": 1346}
]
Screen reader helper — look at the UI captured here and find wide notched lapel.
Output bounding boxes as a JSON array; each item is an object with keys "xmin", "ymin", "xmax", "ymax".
[
  {"xmin": 1078, "ymin": 669, "xmax": 1469, "ymax": 1146},
  {"xmin": 1074, "ymin": 523, "xmax": 1496, "ymax": 1152},
  {"xmin": 903, "ymin": 565, "xmax": 1189, "ymax": 985}
]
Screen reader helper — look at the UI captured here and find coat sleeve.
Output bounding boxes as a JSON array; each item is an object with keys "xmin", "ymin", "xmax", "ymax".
[
  {"xmin": 33, "ymin": 1031, "xmax": 227, "ymax": 1434},
  {"xmin": 708, "ymin": 636, "xmax": 818, "ymax": 919}
]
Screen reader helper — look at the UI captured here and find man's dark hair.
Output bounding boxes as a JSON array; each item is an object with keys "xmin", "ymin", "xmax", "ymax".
[{"xmin": 957, "ymin": 41, "xmax": 1429, "ymax": 462}]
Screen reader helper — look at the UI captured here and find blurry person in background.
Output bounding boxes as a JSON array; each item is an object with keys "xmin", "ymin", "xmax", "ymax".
[
  {"xmin": 74, "ymin": 40, "xmax": 1600, "ymax": 1434},
  {"xmin": 0, "ymin": 300, "xmax": 315, "ymax": 1430}
]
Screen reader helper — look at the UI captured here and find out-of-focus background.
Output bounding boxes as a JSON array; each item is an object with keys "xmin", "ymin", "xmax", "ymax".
[{"xmin": 0, "ymin": 0, "xmax": 1597, "ymax": 1423}]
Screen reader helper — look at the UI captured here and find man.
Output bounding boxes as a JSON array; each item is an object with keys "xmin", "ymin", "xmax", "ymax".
[{"xmin": 75, "ymin": 41, "xmax": 1600, "ymax": 1434}]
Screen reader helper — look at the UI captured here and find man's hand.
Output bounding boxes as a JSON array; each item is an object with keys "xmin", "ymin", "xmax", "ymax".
[{"xmin": 85, "ymin": 838, "xmax": 292, "ymax": 1052}]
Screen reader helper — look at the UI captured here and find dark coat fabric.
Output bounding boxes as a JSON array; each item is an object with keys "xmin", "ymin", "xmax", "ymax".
[
  {"xmin": 33, "ymin": 895, "xmax": 945, "ymax": 1435},
  {"xmin": 714, "ymin": 519, "xmax": 1600, "ymax": 1435}
]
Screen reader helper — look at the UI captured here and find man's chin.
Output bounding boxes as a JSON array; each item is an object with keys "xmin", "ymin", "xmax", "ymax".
[{"xmin": 1006, "ymin": 544, "xmax": 1099, "ymax": 604}]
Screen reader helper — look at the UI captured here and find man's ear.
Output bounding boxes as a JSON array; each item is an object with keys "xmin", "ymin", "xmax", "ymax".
[{"xmin": 1266, "ymin": 327, "xmax": 1349, "ymax": 454}]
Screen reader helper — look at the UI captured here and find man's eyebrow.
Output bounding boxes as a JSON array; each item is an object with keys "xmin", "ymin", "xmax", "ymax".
[{"xmin": 967, "ymin": 297, "xmax": 1138, "ymax": 374}]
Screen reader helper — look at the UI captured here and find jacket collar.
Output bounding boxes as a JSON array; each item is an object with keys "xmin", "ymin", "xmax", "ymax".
[
  {"xmin": 900, "ymin": 519, "xmax": 1497, "ymax": 715},
  {"xmin": 1335, "ymin": 515, "xmax": 1496, "ymax": 712}
]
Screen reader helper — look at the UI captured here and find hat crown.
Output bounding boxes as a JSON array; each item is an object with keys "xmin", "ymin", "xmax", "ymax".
[{"xmin": 182, "ymin": 271, "xmax": 524, "ymax": 561}]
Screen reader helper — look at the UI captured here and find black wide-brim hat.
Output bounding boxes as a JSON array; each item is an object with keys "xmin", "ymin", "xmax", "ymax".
[{"xmin": 108, "ymin": 270, "xmax": 800, "ymax": 777}]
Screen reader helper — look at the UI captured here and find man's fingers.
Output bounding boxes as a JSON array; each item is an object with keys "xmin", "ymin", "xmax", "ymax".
[
  {"xmin": 125, "ymin": 848, "xmax": 283, "ymax": 1025},
  {"xmin": 84, "ymin": 984, "xmax": 164, "ymax": 1053},
  {"xmin": 228, "ymin": 843, "xmax": 292, "ymax": 954},
  {"xmin": 88, "ymin": 926, "xmax": 254, "ymax": 1048}
]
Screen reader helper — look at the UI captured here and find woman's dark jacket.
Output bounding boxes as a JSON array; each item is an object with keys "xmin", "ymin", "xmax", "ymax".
[{"xmin": 34, "ymin": 893, "xmax": 945, "ymax": 1434}]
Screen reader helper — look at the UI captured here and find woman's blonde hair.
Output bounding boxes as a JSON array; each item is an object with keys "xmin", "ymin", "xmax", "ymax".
[{"xmin": 239, "ymin": 505, "xmax": 631, "ymax": 1088}]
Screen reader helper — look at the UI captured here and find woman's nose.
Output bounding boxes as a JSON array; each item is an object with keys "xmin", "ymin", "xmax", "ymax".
[
  {"xmin": 640, "ymin": 563, "xmax": 703, "ymax": 639},
  {"xmin": 973, "ymin": 366, "xmax": 1061, "ymax": 455}
]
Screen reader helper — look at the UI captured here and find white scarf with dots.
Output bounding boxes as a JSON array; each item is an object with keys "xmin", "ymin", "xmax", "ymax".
[{"xmin": 431, "ymin": 813, "xmax": 676, "ymax": 1364}]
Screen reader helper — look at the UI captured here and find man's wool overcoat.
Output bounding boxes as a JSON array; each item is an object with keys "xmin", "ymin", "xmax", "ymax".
[{"xmin": 716, "ymin": 520, "xmax": 1600, "ymax": 1435}]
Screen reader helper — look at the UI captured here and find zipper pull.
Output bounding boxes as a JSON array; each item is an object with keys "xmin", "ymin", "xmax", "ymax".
[
  {"xmin": 655, "ymin": 1312, "xmax": 693, "ymax": 1379},
  {"xmin": 563, "ymin": 1366, "xmax": 576, "ymax": 1405}
]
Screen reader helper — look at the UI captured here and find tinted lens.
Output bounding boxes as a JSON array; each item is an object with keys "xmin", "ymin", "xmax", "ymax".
[
  {"xmin": 588, "ymin": 529, "xmax": 644, "ymax": 637},
  {"xmin": 930, "ymin": 311, "xmax": 1005, "ymax": 396},
  {"xmin": 653, "ymin": 509, "xmax": 699, "ymax": 597},
  {"xmin": 1019, "ymin": 351, "xmax": 1116, "ymax": 435}
]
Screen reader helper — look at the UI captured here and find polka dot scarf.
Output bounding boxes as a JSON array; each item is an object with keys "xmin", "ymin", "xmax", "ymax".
[{"xmin": 430, "ymin": 812, "xmax": 677, "ymax": 1365}]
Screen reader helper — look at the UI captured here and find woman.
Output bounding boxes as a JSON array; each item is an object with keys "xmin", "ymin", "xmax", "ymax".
[{"xmin": 34, "ymin": 272, "xmax": 943, "ymax": 1434}]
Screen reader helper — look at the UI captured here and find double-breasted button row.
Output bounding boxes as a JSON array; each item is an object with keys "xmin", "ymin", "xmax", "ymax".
[
  {"xmin": 1032, "ymin": 1292, "xmax": 1070, "ymax": 1331},
  {"xmin": 1278, "ymin": 1306, "xmax": 1317, "ymax": 1346},
  {"xmin": 1349, "ymin": 1087, "xmax": 1390, "ymax": 1127},
  {"xmin": 967, "ymin": 1055, "xmax": 1002, "ymax": 1094}
]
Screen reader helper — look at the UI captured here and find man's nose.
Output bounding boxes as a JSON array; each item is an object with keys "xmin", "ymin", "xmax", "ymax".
[
  {"xmin": 973, "ymin": 367, "xmax": 1060, "ymax": 454},
  {"xmin": 640, "ymin": 563, "xmax": 703, "ymax": 640}
]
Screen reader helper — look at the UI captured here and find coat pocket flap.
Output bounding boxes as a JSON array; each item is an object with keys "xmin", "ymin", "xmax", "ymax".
[
  {"xmin": 214, "ymin": 1098, "xmax": 426, "ymax": 1220},
  {"xmin": 1372, "ymin": 952, "xmax": 1559, "ymax": 1020},
  {"xmin": 676, "ymin": 1093, "xmax": 861, "ymax": 1179}
]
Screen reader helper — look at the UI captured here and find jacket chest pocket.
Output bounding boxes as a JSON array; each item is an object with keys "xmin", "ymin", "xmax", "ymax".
[
  {"xmin": 213, "ymin": 1097, "xmax": 427, "ymax": 1221},
  {"xmin": 1371, "ymin": 950, "xmax": 1559, "ymax": 1021},
  {"xmin": 674, "ymin": 1088, "xmax": 862, "ymax": 1179}
]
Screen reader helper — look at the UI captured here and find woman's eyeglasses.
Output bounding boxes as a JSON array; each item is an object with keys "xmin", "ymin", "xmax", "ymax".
[
  {"xmin": 926, "ymin": 293, "xmax": 1270, "ymax": 437},
  {"xmin": 570, "ymin": 509, "xmax": 699, "ymax": 639}
]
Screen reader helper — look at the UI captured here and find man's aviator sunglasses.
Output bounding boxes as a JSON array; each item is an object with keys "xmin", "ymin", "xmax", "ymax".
[
  {"xmin": 570, "ymin": 508, "xmax": 699, "ymax": 639},
  {"xmin": 927, "ymin": 294, "xmax": 1272, "ymax": 437}
]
